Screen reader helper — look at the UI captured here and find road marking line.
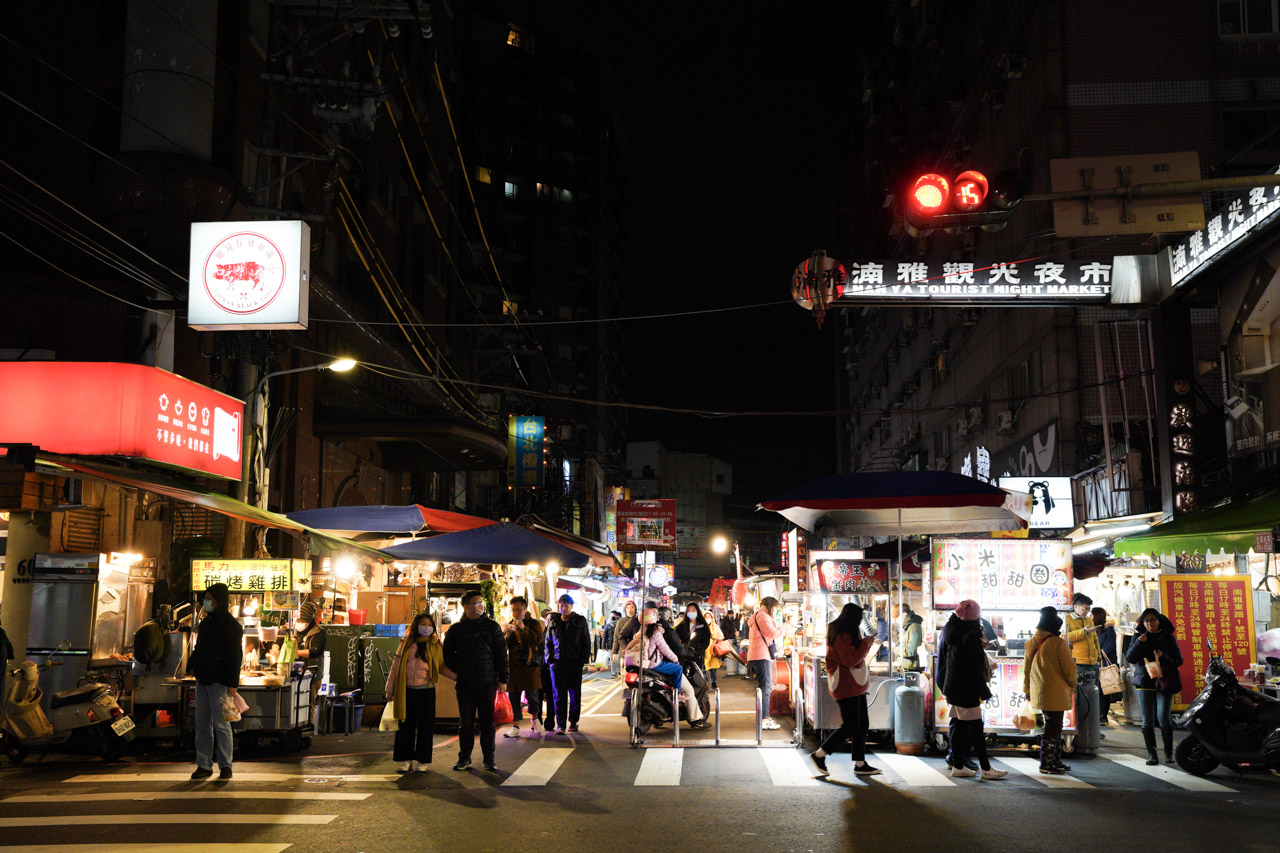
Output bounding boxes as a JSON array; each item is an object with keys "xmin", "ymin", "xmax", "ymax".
[
  {"xmin": 1103, "ymin": 754, "xmax": 1234, "ymax": 791},
  {"xmin": 759, "ymin": 748, "xmax": 821, "ymax": 786},
  {"xmin": 998, "ymin": 757, "xmax": 1093, "ymax": 788},
  {"xmin": 0, "ymin": 840, "xmax": 290, "ymax": 845},
  {"xmin": 582, "ymin": 681, "xmax": 624, "ymax": 716},
  {"xmin": 61, "ymin": 773, "xmax": 400, "ymax": 784},
  {"xmin": 868, "ymin": 753, "xmax": 956, "ymax": 787},
  {"xmin": 0, "ymin": 814, "xmax": 335, "ymax": 827},
  {"xmin": 501, "ymin": 748, "xmax": 574, "ymax": 786},
  {"xmin": 634, "ymin": 748, "xmax": 684, "ymax": 785},
  {"xmin": 5, "ymin": 792, "xmax": 371, "ymax": 803}
]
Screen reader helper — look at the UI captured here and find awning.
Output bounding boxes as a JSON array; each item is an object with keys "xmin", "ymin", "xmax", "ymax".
[
  {"xmin": 37, "ymin": 454, "xmax": 390, "ymax": 563},
  {"xmin": 381, "ymin": 522, "xmax": 593, "ymax": 569},
  {"xmin": 285, "ymin": 504, "xmax": 497, "ymax": 537},
  {"xmin": 519, "ymin": 515, "xmax": 621, "ymax": 574},
  {"xmin": 1114, "ymin": 488, "xmax": 1280, "ymax": 559}
]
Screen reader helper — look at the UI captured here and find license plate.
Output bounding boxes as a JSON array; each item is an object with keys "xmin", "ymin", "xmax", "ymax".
[{"xmin": 111, "ymin": 716, "xmax": 136, "ymax": 736}]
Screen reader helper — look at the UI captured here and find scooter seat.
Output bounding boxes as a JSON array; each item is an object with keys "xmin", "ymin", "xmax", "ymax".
[{"xmin": 50, "ymin": 684, "xmax": 103, "ymax": 709}]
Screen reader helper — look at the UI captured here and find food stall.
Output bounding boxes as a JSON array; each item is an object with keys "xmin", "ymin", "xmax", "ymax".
[
  {"xmin": 926, "ymin": 537, "xmax": 1076, "ymax": 749},
  {"xmin": 797, "ymin": 552, "xmax": 898, "ymax": 737}
]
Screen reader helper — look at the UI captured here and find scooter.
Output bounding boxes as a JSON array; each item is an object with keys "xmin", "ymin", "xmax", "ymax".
[
  {"xmin": 1175, "ymin": 639, "xmax": 1280, "ymax": 777},
  {"xmin": 2, "ymin": 642, "xmax": 136, "ymax": 763},
  {"xmin": 623, "ymin": 657, "xmax": 711, "ymax": 737}
]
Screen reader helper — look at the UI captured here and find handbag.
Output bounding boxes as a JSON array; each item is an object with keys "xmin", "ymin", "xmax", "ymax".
[
  {"xmin": 378, "ymin": 701, "xmax": 399, "ymax": 733},
  {"xmin": 712, "ymin": 638, "xmax": 735, "ymax": 658},
  {"xmin": 1098, "ymin": 650, "xmax": 1124, "ymax": 696},
  {"xmin": 493, "ymin": 691, "xmax": 515, "ymax": 726},
  {"xmin": 752, "ymin": 613, "xmax": 778, "ymax": 660}
]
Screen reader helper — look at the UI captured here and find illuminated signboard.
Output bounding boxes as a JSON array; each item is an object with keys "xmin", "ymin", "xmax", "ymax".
[
  {"xmin": 616, "ymin": 499, "xmax": 677, "ymax": 551},
  {"xmin": 0, "ymin": 362, "xmax": 244, "ymax": 480},
  {"xmin": 507, "ymin": 416, "xmax": 544, "ymax": 488},
  {"xmin": 1164, "ymin": 165, "xmax": 1280, "ymax": 289},
  {"xmin": 1160, "ymin": 574, "xmax": 1256, "ymax": 710},
  {"xmin": 929, "ymin": 538, "xmax": 1072, "ymax": 610},
  {"xmin": 188, "ymin": 220, "xmax": 310, "ymax": 330},
  {"xmin": 810, "ymin": 551, "xmax": 888, "ymax": 594},
  {"xmin": 934, "ymin": 657, "xmax": 1076, "ymax": 731},
  {"xmin": 192, "ymin": 558, "xmax": 309, "ymax": 593},
  {"xmin": 998, "ymin": 477, "xmax": 1074, "ymax": 529}
]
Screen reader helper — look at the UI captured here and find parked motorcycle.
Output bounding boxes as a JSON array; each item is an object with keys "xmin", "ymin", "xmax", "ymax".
[
  {"xmin": 1175, "ymin": 639, "xmax": 1280, "ymax": 777},
  {"xmin": 623, "ymin": 657, "xmax": 711, "ymax": 737},
  {"xmin": 2, "ymin": 642, "xmax": 136, "ymax": 763}
]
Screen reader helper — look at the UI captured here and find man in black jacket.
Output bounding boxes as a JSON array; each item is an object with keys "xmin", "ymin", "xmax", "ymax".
[
  {"xmin": 188, "ymin": 583, "xmax": 243, "ymax": 780},
  {"xmin": 443, "ymin": 591, "xmax": 508, "ymax": 771},
  {"xmin": 544, "ymin": 594, "xmax": 592, "ymax": 733}
]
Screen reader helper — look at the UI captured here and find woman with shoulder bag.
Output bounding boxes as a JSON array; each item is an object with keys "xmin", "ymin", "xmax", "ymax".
[
  {"xmin": 384, "ymin": 613, "xmax": 452, "ymax": 772},
  {"xmin": 1023, "ymin": 606, "xmax": 1076, "ymax": 775},
  {"xmin": 809, "ymin": 603, "xmax": 881, "ymax": 777},
  {"xmin": 746, "ymin": 598, "xmax": 783, "ymax": 730},
  {"xmin": 1126, "ymin": 607, "xmax": 1183, "ymax": 765},
  {"xmin": 941, "ymin": 600, "xmax": 1006, "ymax": 781}
]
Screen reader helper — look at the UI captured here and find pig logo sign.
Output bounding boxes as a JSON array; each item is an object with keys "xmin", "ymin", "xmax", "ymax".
[
  {"xmin": 212, "ymin": 406, "xmax": 241, "ymax": 462},
  {"xmin": 201, "ymin": 232, "xmax": 286, "ymax": 315}
]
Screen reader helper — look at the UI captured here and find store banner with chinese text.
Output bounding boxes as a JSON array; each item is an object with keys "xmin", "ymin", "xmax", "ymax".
[
  {"xmin": 1160, "ymin": 574, "xmax": 1256, "ymax": 709},
  {"xmin": 929, "ymin": 538, "xmax": 1073, "ymax": 610},
  {"xmin": 811, "ymin": 553, "xmax": 888, "ymax": 594},
  {"xmin": 507, "ymin": 416, "xmax": 544, "ymax": 488},
  {"xmin": 616, "ymin": 499, "xmax": 677, "ymax": 551},
  {"xmin": 192, "ymin": 558, "xmax": 309, "ymax": 594}
]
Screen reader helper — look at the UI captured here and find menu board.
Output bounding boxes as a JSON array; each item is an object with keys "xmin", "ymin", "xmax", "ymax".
[
  {"xmin": 813, "ymin": 555, "xmax": 889, "ymax": 594},
  {"xmin": 930, "ymin": 539, "xmax": 1073, "ymax": 610},
  {"xmin": 934, "ymin": 657, "xmax": 1077, "ymax": 731},
  {"xmin": 1160, "ymin": 574, "xmax": 1256, "ymax": 710},
  {"xmin": 192, "ymin": 558, "xmax": 309, "ymax": 593}
]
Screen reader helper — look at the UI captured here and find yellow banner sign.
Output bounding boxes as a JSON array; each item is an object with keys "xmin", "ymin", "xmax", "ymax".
[{"xmin": 192, "ymin": 559, "xmax": 308, "ymax": 593}]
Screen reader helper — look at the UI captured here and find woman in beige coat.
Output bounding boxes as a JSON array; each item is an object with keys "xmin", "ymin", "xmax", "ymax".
[{"xmin": 1023, "ymin": 606, "xmax": 1076, "ymax": 775}]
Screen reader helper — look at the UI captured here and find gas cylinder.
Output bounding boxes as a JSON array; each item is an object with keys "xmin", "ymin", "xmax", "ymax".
[
  {"xmin": 1073, "ymin": 676, "xmax": 1101, "ymax": 754},
  {"xmin": 894, "ymin": 672, "xmax": 926, "ymax": 755}
]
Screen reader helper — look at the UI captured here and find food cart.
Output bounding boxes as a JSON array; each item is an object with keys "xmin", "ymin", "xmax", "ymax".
[{"xmin": 926, "ymin": 537, "xmax": 1077, "ymax": 750}]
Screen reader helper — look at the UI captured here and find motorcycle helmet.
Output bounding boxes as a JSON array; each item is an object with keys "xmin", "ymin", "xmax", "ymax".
[{"xmin": 657, "ymin": 606, "xmax": 674, "ymax": 624}]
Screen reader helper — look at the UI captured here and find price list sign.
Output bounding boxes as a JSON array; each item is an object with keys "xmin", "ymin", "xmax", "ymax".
[
  {"xmin": 192, "ymin": 558, "xmax": 308, "ymax": 593},
  {"xmin": 930, "ymin": 538, "xmax": 1073, "ymax": 610},
  {"xmin": 1160, "ymin": 574, "xmax": 1256, "ymax": 709},
  {"xmin": 934, "ymin": 658, "xmax": 1077, "ymax": 731}
]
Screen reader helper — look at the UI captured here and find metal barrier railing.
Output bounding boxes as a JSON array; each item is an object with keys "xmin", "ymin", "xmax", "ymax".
[
  {"xmin": 714, "ymin": 687, "xmax": 721, "ymax": 745},
  {"xmin": 629, "ymin": 686, "xmax": 641, "ymax": 747},
  {"xmin": 671, "ymin": 685, "xmax": 680, "ymax": 746},
  {"xmin": 755, "ymin": 687, "xmax": 763, "ymax": 745}
]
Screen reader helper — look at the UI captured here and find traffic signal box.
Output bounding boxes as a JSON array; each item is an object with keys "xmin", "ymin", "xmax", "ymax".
[{"xmin": 904, "ymin": 169, "xmax": 1025, "ymax": 235}]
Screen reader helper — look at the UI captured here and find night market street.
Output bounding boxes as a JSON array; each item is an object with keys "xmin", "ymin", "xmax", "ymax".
[{"xmin": 3, "ymin": 672, "xmax": 1280, "ymax": 853}]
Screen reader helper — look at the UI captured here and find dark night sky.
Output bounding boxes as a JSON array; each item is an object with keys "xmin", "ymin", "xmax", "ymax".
[{"xmin": 578, "ymin": 5, "xmax": 862, "ymax": 504}]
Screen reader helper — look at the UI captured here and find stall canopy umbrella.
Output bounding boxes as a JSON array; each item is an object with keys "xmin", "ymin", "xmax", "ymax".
[
  {"xmin": 758, "ymin": 471, "xmax": 1032, "ymax": 537},
  {"xmin": 382, "ymin": 522, "xmax": 593, "ymax": 569},
  {"xmin": 285, "ymin": 504, "xmax": 496, "ymax": 538}
]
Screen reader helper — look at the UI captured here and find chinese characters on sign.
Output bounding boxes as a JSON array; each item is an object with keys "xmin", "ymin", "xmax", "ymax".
[
  {"xmin": 507, "ymin": 415, "xmax": 544, "ymax": 489},
  {"xmin": 930, "ymin": 538, "xmax": 1073, "ymax": 610},
  {"xmin": 616, "ymin": 499, "xmax": 677, "ymax": 551},
  {"xmin": 1165, "ymin": 167, "xmax": 1280, "ymax": 288},
  {"xmin": 1160, "ymin": 574, "xmax": 1256, "ymax": 710},
  {"xmin": 934, "ymin": 658, "xmax": 1076, "ymax": 730},
  {"xmin": 1168, "ymin": 379, "xmax": 1198, "ymax": 516},
  {"xmin": 814, "ymin": 558, "xmax": 889, "ymax": 594},
  {"xmin": 830, "ymin": 259, "xmax": 1116, "ymax": 303},
  {"xmin": 191, "ymin": 559, "xmax": 308, "ymax": 593}
]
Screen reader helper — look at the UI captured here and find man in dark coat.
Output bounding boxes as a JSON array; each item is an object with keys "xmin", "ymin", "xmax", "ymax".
[
  {"xmin": 443, "ymin": 590, "xmax": 508, "ymax": 771},
  {"xmin": 502, "ymin": 596, "xmax": 544, "ymax": 738},
  {"xmin": 187, "ymin": 582, "xmax": 243, "ymax": 780},
  {"xmin": 544, "ymin": 594, "xmax": 592, "ymax": 733}
]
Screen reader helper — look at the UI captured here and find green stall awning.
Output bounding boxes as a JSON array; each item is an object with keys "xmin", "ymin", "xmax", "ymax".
[{"xmin": 1113, "ymin": 488, "xmax": 1280, "ymax": 559}]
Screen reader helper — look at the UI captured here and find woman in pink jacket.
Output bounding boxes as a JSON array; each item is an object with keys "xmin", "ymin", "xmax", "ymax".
[
  {"xmin": 746, "ymin": 597, "xmax": 784, "ymax": 730},
  {"xmin": 384, "ymin": 613, "xmax": 454, "ymax": 772},
  {"xmin": 809, "ymin": 603, "xmax": 881, "ymax": 777}
]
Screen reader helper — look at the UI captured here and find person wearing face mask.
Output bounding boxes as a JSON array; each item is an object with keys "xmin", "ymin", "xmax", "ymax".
[
  {"xmin": 611, "ymin": 601, "xmax": 639, "ymax": 677},
  {"xmin": 186, "ymin": 583, "xmax": 243, "ymax": 781},
  {"xmin": 293, "ymin": 601, "xmax": 327, "ymax": 672},
  {"xmin": 1126, "ymin": 607, "xmax": 1183, "ymax": 765},
  {"xmin": 677, "ymin": 604, "xmax": 712, "ymax": 685},
  {"xmin": 442, "ymin": 590, "xmax": 508, "ymax": 772},
  {"xmin": 384, "ymin": 613, "xmax": 451, "ymax": 772}
]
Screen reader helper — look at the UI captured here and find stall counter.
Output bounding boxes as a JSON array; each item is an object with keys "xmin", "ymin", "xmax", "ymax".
[
  {"xmin": 801, "ymin": 652, "xmax": 898, "ymax": 733},
  {"xmin": 931, "ymin": 652, "xmax": 1076, "ymax": 734}
]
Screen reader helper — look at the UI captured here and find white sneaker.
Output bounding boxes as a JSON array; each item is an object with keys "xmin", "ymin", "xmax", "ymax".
[
  {"xmin": 413, "ymin": 761, "xmax": 428, "ymax": 772},
  {"xmin": 503, "ymin": 726, "xmax": 521, "ymax": 739},
  {"xmin": 397, "ymin": 761, "xmax": 412, "ymax": 773},
  {"xmin": 950, "ymin": 766, "xmax": 976, "ymax": 778},
  {"xmin": 529, "ymin": 720, "xmax": 541, "ymax": 734},
  {"xmin": 980, "ymin": 769, "xmax": 1008, "ymax": 781},
  {"xmin": 761, "ymin": 718, "xmax": 781, "ymax": 730}
]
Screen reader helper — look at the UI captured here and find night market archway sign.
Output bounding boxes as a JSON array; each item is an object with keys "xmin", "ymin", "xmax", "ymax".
[{"xmin": 791, "ymin": 251, "xmax": 1151, "ymax": 324}]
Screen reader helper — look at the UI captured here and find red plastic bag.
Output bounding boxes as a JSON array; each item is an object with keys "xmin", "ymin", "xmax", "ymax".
[{"xmin": 493, "ymin": 692, "xmax": 514, "ymax": 726}]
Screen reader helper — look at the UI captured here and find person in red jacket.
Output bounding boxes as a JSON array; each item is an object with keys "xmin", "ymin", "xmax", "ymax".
[{"xmin": 809, "ymin": 603, "xmax": 881, "ymax": 777}]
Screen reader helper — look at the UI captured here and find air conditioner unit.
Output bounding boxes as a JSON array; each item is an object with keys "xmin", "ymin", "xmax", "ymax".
[
  {"xmin": 996, "ymin": 410, "xmax": 1015, "ymax": 435},
  {"xmin": 1001, "ymin": 54, "xmax": 1028, "ymax": 79},
  {"xmin": 962, "ymin": 308, "xmax": 980, "ymax": 327},
  {"xmin": 956, "ymin": 418, "xmax": 971, "ymax": 439},
  {"xmin": 967, "ymin": 406, "xmax": 984, "ymax": 427}
]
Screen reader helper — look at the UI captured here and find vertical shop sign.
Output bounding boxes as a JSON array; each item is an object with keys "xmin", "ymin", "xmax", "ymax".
[
  {"xmin": 507, "ymin": 416, "xmax": 544, "ymax": 488},
  {"xmin": 1168, "ymin": 378, "xmax": 1198, "ymax": 515},
  {"xmin": 1160, "ymin": 574, "xmax": 1256, "ymax": 709}
]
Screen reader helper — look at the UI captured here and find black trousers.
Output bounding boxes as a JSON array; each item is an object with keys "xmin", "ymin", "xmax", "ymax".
[
  {"xmin": 550, "ymin": 662, "xmax": 583, "ymax": 727},
  {"xmin": 818, "ymin": 694, "xmax": 869, "ymax": 762},
  {"xmin": 455, "ymin": 682, "xmax": 497, "ymax": 762},
  {"xmin": 948, "ymin": 718, "xmax": 991, "ymax": 771},
  {"xmin": 509, "ymin": 686, "xmax": 541, "ymax": 723},
  {"xmin": 392, "ymin": 687, "xmax": 436, "ymax": 763},
  {"xmin": 541, "ymin": 664, "xmax": 557, "ymax": 726}
]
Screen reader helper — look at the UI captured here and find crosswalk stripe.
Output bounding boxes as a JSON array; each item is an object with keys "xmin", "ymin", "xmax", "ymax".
[
  {"xmin": 759, "ymin": 748, "xmax": 821, "ymax": 786},
  {"xmin": 501, "ymin": 748, "xmax": 574, "ymax": 786},
  {"xmin": 634, "ymin": 748, "xmax": 683, "ymax": 785},
  {"xmin": 1102, "ymin": 754, "xmax": 1234, "ymax": 791},
  {"xmin": 5, "ymin": 792, "xmax": 371, "ymax": 803},
  {"xmin": 0, "ymin": 847, "xmax": 290, "ymax": 853},
  {"xmin": 62, "ymin": 773, "xmax": 397, "ymax": 784},
  {"xmin": 998, "ymin": 757, "xmax": 1093, "ymax": 788},
  {"xmin": 0, "ymin": 840, "xmax": 290, "ymax": 845},
  {"xmin": 869, "ymin": 753, "xmax": 956, "ymax": 787},
  {"xmin": 0, "ymin": 814, "xmax": 335, "ymax": 826}
]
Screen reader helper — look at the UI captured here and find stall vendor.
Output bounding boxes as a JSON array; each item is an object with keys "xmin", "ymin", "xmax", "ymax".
[{"xmin": 295, "ymin": 601, "xmax": 328, "ymax": 670}]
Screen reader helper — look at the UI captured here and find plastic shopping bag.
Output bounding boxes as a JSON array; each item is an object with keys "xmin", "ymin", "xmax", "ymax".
[
  {"xmin": 493, "ymin": 692, "xmax": 515, "ymax": 726},
  {"xmin": 222, "ymin": 695, "xmax": 242, "ymax": 723},
  {"xmin": 378, "ymin": 701, "xmax": 399, "ymax": 733}
]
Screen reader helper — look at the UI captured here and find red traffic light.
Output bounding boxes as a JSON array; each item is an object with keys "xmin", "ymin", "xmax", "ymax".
[
  {"xmin": 909, "ymin": 174, "xmax": 949, "ymax": 214},
  {"xmin": 952, "ymin": 170, "xmax": 988, "ymax": 211}
]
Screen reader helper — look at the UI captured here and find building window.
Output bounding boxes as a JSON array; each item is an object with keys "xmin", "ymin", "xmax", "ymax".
[
  {"xmin": 1011, "ymin": 349, "xmax": 1043, "ymax": 400},
  {"xmin": 536, "ymin": 182, "xmax": 550, "ymax": 199},
  {"xmin": 1219, "ymin": 0, "xmax": 1279, "ymax": 34},
  {"xmin": 506, "ymin": 25, "xmax": 534, "ymax": 53},
  {"xmin": 506, "ymin": 27, "xmax": 523, "ymax": 47},
  {"xmin": 476, "ymin": 166, "xmax": 492, "ymax": 184},
  {"xmin": 555, "ymin": 187, "xmax": 573, "ymax": 203},
  {"xmin": 504, "ymin": 181, "xmax": 519, "ymax": 198}
]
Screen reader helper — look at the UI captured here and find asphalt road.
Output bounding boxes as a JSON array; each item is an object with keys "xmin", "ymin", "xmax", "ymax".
[{"xmin": 3, "ymin": 673, "xmax": 1279, "ymax": 853}]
